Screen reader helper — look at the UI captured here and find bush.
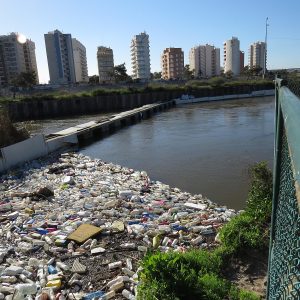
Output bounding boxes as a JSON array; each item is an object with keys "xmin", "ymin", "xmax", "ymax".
[
  {"xmin": 219, "ymin": 162, "xmax": 272, "ymax": 252},
  {"xmin": 0, "ymin": 110, "xmax": 29, "ymax": 148},
  {"xmin": 138, "ymin": 250, "xmax": 260, "ymax": 300},
  {"xmin": 208, "ymin": 77, "xmax": 225, "ymax": 87},
  {"xmin": 138, "ymin": 162, "xmax": 272, "ymax": 299}
]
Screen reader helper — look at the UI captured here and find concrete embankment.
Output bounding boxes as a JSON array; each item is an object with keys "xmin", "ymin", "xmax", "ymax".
[
  {"xmin": 0, "ymin": 101, "xmax": 175, "ymax": 173},
  {"xmin": 6, "ymin": 91, "xmax": 181, "ymax": 121},
  {"xmin": 4, "ymin": 84, "xmax": 273, "ymax": 121}
]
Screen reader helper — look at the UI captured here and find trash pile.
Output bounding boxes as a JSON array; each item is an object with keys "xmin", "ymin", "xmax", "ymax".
[{"xmin": 0, "ymin": 153, "xmax": 236, "ymax": 299}]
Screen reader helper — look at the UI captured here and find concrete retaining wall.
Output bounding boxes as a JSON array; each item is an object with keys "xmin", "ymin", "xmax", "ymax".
[
  {"xmin": 0, "ymin": 134, "xmax": 78, "ymax": 173},
  {"xmin": 0, "ymin": 135, "xmax": 47, "ymax": 172},
  {"xmin": 5, "ymin": 85, "xmax": 273, "ymax": 121},
  {"xmin": 6, "ymin": 91, "xmax": 181, "ymax": 121}
]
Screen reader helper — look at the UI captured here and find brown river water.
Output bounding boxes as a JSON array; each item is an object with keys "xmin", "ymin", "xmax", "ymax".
[{"xmin": 29, "ymin": 96, "xmax": 274, "ymax": 210}]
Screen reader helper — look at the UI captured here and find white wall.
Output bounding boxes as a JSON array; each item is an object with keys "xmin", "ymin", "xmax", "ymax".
[{"xmin": 0, "ymin": 133, "xmax": 78, "ymax": 173}]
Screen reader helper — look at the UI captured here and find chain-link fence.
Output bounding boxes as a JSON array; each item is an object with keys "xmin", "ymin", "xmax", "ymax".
[
  {"xmin": 276, "ymin": 74, "xmax": 300, "ymax": 99},
  {"xmin": 267, "ymin": 78, "xmax": 300, "ymax": 299}
]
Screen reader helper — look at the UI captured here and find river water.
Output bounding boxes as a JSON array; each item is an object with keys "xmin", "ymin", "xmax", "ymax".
[{"xmin": 78, "ymin": 96, "xmax": 274, "ymax": 210}]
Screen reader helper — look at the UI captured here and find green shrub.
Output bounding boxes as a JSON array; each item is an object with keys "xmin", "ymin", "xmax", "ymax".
[
  {"xmin": 208, "ymin": 77, "xmax": 225, "ymax": 87},
  {"xmin": 138, "ymin": 250, "xmax": 261, "ymax": 299},
  {"xmin": 229, "ymin": 286, "xmax": 260, "ymax": 300},
  {"xmin": 198, "ymin": 273, "xmax": 230, "ymax": 300},
  {"xmin": 0, "ymin": 109, "xmax": 29, "ymax": 147},
  {"xmin": 91, "ymin": 89, "xmax": 109, "ymax": 96},
  {"xmin": 219, "ymin": 162, "xmax": 272, "ymax": 252},
  {"xmin": 246, "ymin": 162, "xmax": 272, "ymax": 221},
  {"xmin": 138, "ymin": 162, "xmax": 271, "ymax": 299},
  {"xmin": 219, "ymin": 212, "xmax": 263, "ymax": 252}
]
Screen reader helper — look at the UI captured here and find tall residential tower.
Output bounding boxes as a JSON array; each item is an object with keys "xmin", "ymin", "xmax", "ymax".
[
  {"xmin": 130, "ymin": 32, "xmax": 151, "ymax": 81},
  {"xmin": 189, "ymin": 44, "xmax": 220, "ymax": 78},
  {"xmin": 97, "ymin": 46, "xmax": 114, "ymax": 84},
  {"xmin": 223, "ymin": 37, "xmax": 241, "ymax": 76},
  {"xmin": 0, "ymin": 33, "xmax": 39, "ymax": 86},
  {"xmin": 72, "ymin": 38, "xmax": 88, "ymax": 83},
  {"xmin": 249, "ymin": 42, "xmax": 266, "ymax": 70},
  {"xmin": 161, "ymin": 48, "xmax": 184, "ymax": 80},
  {"xmin": 45, "ymin": 30, "xmax": 87, "ymax": 84}
]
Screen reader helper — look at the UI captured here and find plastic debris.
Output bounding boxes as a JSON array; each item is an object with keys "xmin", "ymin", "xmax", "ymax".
[
  {"xmin": 67, "ymin": 224, "xmax": 102, "ymax": 244},
  {"xmin": 0, "ymin": 152, "xmax": 237, "ymax": 299}
]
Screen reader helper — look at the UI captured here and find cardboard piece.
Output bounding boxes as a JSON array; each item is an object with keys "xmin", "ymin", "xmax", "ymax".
[{"xmin": 67, "ymin": 224, "xmax": 101, "ymax": 244}]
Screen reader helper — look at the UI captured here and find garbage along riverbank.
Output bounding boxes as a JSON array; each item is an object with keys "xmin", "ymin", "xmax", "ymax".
[{"xmin": 0, "ymin": 152, "xmax": 237, "ymax": 299}]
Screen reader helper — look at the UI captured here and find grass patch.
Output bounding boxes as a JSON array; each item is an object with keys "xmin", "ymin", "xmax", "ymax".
[
  {"xmin": 0, "ymin": 78, "xmax": 274, "ymax": 105},
  {"xmin": 138, "ymin": 162, "xmax": 272, "ymax": 299}
]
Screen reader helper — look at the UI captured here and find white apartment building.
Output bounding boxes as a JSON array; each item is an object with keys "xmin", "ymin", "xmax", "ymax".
[
  {"xmin": 189, "ymin": 44, "xmax": 220, "ymax": 78},
  {"xmin": 97, "ymin": 46, "xmax": 114, "ymax": 84},
  {"xmin": 44, "ymin": 30, "xmax": 76, "ymax": 84},
  {"xmin": 0, "ymin": 33, "xmax": 39, "ymax": 86},
  {"xmin": 130, "ymin": 32, "xmax": 151, "ymax": 81},
  {"xmin": 72, "ymin": 38, "xmax": 88, "ymax": 83},
  {"xmin": 249, "ymin": 42, "xmax": 266, "ymax": 70},
  {"xmin": 223, "ymin": 37, "xmax": 241, "ymax": 76}
]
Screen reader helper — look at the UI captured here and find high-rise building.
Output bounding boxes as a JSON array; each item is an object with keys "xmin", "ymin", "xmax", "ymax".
[
  {"xmin": 72, "ymin": 38, "xmax": 88, "ymax": 83},
  {"xmin": 97, "ymin": 46, "xmax": 114, "ymax": 84},
  {"xmin": 223, "ymin": 37, "xmax": 241, "ymax": 76},
  {"xmin": 130, "ymin": 32, "xmax": 151, "ymax": 81},
  {"xmin": 44, "ymin": 30, "xmax": 77, "ymax": 84},
  {"xmin": 249, "ymin": 42, "xmax": 266, "ymax": 70},
  {"xmin": 161, "ymin": 48, "xmax": 184, "ymax": 80},
  {"xmin": 0, "ymin": 33, "xmax": 39, "ymax": 86},
  {"xmin": 189, "ymin": 44, "xmax": 220, "ymax": 78}
]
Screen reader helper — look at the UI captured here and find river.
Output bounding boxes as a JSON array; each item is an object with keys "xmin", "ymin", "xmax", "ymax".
[{"xmin": 78, "ymin": 96, "xmax": 274, "ymax": 210}]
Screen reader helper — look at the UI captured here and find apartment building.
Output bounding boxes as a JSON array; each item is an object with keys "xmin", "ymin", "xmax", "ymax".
[
  {"xmin": 249, "ymin": 42, "xmax": 266, "ymax": 70},
  {"xmin": 161, "ymin": 48, "xmax": 184, "ymax": 80},
  {"xmin": 223, "ymin": 37, "xmax": 241, "ymax": 76},
  {"xmin": 0, "ymin": 33, "xmax": 38, "ymax": 86},
  {"xmin": 44, "ymin": 30, "xmax": 77, "ymax": 84},
  {"xmin": 189, "ymin": 44, "xmax": 220, "ymax": 78},
  {"xmin": 97, "ymin": 46, "xmax": 114, "ymax": 84},
  {"xmin": 72, "ymin": 38, "xmax": 88, "ymax": 83},
  {"xmin": 130, "ymin": 32, "xmax": 151, "ymax": 81}
]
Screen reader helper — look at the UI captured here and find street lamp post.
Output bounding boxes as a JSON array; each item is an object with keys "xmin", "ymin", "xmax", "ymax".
[{"xmin": 263, "ymin": 17, "xmax": 269, "ymax": 78}]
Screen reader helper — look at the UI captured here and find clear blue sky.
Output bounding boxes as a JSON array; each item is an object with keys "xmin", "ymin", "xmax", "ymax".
[{"xmin": 1, "ymin": 0, "xmax": 300, "ymax": 83}]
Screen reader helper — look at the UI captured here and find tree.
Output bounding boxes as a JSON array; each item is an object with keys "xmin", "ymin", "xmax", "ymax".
[
  {"xmin": 88, "ymin": 75, "xmax": 99, "ymax": 85},
  {"xmin": 183, "ymin": 64, "xmax": 194, "ymax": 80},
  {"xmin": 250, "ymin": 66, "xmax": 262, "ymax": 76},
  {"xmin": 151, "ymin": 72, "xmax": 162, "ymax": 80},
  {"xmin": 113, "ymin": 63, "xmax": 130, "ymax": 82},
  {"xmin": 225, "ymin": 70, "xmax": 234, "ymax": 79},
  {"xmin": 11, "ymin": 71, "xmax": 37, "ymax": 88},
  {"xmin": 10, "ymin": 71, "xmax": 37, "ymax": 98},
  {"xmin": 241, "ymin": 66, "xmax": 251, "ymax": 79}
]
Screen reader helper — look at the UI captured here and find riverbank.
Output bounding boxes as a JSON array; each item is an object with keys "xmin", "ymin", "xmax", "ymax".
[
  {"xmin": 1, "ymin": 80, "xmax": 273, "ymax": 121},
  {"xmin": 0, "ymin": 152, "xmax": 236, "ymax": 299}
]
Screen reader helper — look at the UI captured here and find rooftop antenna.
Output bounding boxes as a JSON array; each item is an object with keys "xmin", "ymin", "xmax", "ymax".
[{"xmin": 263, "ymin": 17, "xmax": 269, "ymax": 78}]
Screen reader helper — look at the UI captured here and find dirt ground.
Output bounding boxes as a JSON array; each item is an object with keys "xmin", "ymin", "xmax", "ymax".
[{"xmin": 223, "ymin": 248, "xmax": 269, "ymax": 299}]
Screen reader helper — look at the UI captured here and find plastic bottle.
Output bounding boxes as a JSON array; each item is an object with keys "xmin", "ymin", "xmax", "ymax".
[
  {"xmin": 122, "ymin": 289, "xmax": 136, "ymax": 300},
  {"xmin": 120, "ymin": 243, "xmax": 136, "ymax": 249},
  {"xmin": 14, "ymin": 283, "xmax": 37, "ymax": 295},
  {"xmin": 56, "ymin": 261, "xmax": 69, "ymax": 271},
  {"xmin": 108, "ymin": 261, "xmax": 122, "ymax": 270},
  {"xmin": 48, "ymin": 265, "xmax": 57, "ymax": 274}
]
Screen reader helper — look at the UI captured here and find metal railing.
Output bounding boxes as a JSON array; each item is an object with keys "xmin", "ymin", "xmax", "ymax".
[{"xmin": 267, "ymin": 77, "xmax": 300, "ymax": 299}]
